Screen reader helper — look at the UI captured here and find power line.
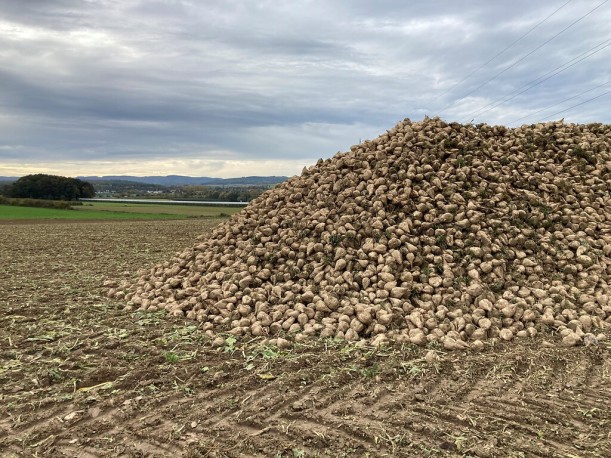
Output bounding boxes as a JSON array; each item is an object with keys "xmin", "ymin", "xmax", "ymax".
[
  {"xmin": 537, "ymin": 88, "xmax": 611, "ymax": 121},
  {"xmin": 467, "ymin": 38, "xmax": 611, "ymax": 120},
  {"xmin": 454, "ymin": 0, "xmax": 609, "ymax": 102},
  {"xmin": 509, "ymin": 80, "xmax": 611, "ymax": 124},
  {"xmin": 464, "ymin": 38, "xmax": 611, "ymax": 121},
  {"xmin": 438, "ymin": 0, "xmax": 609, "ymax": 115},
  {"xmin": 430, "ymin": 0, "xmax": 573, "ymax": 103}
]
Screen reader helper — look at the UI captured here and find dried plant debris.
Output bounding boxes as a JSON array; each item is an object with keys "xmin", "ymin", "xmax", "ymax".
[{"xmin": 110, "ymin": 117, "xmax": 611, "ymax": 349}]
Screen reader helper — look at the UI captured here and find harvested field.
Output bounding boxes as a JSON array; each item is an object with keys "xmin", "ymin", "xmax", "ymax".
[{"xmin": 1, "ymin": 219, "xmax": 610, "ymax": 457}]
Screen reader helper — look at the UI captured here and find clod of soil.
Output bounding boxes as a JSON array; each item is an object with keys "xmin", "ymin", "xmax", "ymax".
[{"xmin": 112, "ymin": 117, "xmax": 611, "ymax": 348}]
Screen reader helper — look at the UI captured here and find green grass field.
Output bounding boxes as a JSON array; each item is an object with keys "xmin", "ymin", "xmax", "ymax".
[
  {"xmin": 0, "ymin": 202, "xmax": 243, "ymax": 221},
  {"xmin": 77, "ymin": 202, "xmax": 242, "ymax": 217}
]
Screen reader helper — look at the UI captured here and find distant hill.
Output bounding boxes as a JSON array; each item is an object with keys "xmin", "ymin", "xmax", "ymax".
[
  {"xmin": 2, "ymin": 175, "xmax": 288, "ymax": 187},
  {"xmin": 78, "ymin": 175, "xmax": 288, "ymax": 187}
]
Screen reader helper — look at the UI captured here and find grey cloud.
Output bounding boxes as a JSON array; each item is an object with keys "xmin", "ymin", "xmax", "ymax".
[{"xmin": 0, "ymin": 0, "xmax": 609, "ymax": 176}]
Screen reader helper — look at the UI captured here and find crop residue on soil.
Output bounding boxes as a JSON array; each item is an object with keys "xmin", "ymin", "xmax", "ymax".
[
  {"xmin": 112, "ymin": 118, "xmax": 611, "ymax": 350},
  {"xmin": 1, "ymin": 219, "xmax": 610, "ymax": 457}
]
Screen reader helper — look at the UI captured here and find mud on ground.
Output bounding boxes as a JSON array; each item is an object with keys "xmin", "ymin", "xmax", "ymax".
[{"xmin": 1, "ymin": 219, "xmax": 610, "ymax": 457}]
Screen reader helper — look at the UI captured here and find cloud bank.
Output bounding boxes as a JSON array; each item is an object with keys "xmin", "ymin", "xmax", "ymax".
[{"xmin": 0, "ymin": 0, "xmax": 609, "ymax": 177}]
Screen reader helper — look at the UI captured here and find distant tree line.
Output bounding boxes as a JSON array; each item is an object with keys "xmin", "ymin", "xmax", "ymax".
[
  {"xmin": 0, "ymin": 196, "xmax": 78, "ymax": 209},
  {"xmin": 0, "ymin": 182, "xmax": 13, "ymax": 197},
  {"xmin": 174, "ymin": 185, "xmax": 266, "ymax": 202},
  {"xmin": 87, "ymin": 181, "xmax": 268, "ymax": 202},
  {"xmin": 0, "ymin": 174, "xmax": 95, "ymax": 200}
]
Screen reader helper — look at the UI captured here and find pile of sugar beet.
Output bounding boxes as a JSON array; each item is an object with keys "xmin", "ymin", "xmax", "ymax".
[{"xmin": 109, "ymin": 117, "xmax": 611, "ymax": 350}]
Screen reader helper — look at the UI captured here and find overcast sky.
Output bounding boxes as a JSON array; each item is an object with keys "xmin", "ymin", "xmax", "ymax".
[{"xmin": 0, "ymin": 0, "xmax": 609, "ymax": 178}]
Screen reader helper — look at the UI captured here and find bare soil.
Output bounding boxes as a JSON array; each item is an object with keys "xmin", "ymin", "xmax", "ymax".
[{"xmin": 1, "ymin": 219, "xmax": 610, "ymax": 457}]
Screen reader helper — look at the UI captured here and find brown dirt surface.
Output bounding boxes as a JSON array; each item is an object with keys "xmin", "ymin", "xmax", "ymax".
[{"xmin": 1, "ymin": 219, "xmax": 610, "ymax": 457}]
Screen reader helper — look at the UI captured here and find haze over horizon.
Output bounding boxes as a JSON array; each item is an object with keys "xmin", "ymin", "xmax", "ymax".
[{"xmin": 0, "ymin": 0, "xmax": 609, "ymax": 178}]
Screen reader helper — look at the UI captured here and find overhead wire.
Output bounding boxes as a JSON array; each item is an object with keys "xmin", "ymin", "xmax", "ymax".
[
  {"xmin": 463, "ymin": 37, "xmax": 611, "ymax": 121},
  {"xmin": 508, "ymin": 79, "xmax": 611, "ymax": 124},
  {"xmin": 437, "ymin": 0, "xmax": 609, "ymax": 116},
  {"xmin": 430, "ymin": 0, "xmax": 573, "ymax": 104},
  {"xmin": 537, "ymin": 88, "xmax": 611, "ymax": 121}
]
